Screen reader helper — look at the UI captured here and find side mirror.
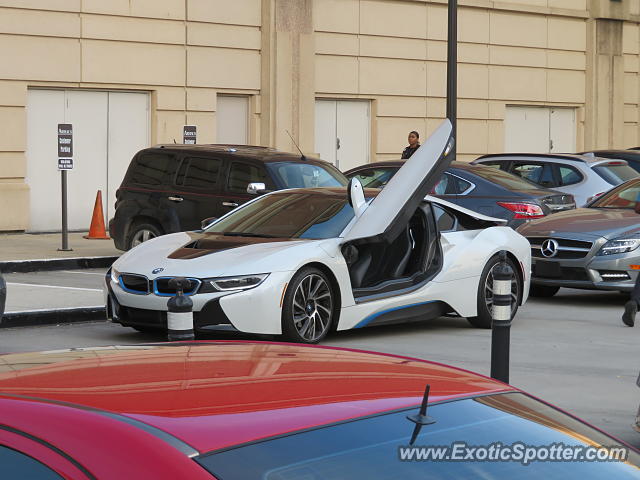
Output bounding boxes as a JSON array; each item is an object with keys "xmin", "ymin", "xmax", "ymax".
[
  {"xmin": 247, "ymin": 182, "xmax": 266, "ymax": 195},
  {"xmin": 201, "ymin": 217, "xmax": 218, "ymax": 230}
]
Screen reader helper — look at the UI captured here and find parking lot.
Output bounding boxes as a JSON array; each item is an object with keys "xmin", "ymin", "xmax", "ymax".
[{"xmin": 2, "ymin": 270, "xmax": 638, "ymax": 449}]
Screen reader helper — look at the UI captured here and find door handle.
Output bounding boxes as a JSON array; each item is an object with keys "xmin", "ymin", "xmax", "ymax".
[
  {"xmin": 222, "ymin": 201, "xmax": 239, "ymax": 208},
  {"xmin": 168, "ymin": 196, "xmax": 183, "ymax": 202}
]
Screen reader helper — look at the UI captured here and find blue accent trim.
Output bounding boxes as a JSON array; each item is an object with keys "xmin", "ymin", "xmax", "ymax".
[
  {"xmin": 153, "ymin": 277, "xmax": 201, "ymax": 297},
  {"xmin": 118, "ymin": 275, "xmax": 149, "ymax": 295},
  {"xmin": 354, "ymin": 300, "xmax": 439, "ymax": 328}
]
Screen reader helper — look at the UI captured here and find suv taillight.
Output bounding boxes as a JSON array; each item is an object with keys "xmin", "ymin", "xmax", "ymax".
[{"xmin": 497, "ymin": 202, "xmax": 545, "ymax": 219}]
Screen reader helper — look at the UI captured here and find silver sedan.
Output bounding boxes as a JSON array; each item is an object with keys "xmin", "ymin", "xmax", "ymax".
[{"xmin": 517, "ymin": 178, "xmax": 640, "ymax": 297}]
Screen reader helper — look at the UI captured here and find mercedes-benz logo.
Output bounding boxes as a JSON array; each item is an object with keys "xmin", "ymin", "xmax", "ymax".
[{"xmin": 541, "ymin": 239, "xmax": 559, "ymax": 258}]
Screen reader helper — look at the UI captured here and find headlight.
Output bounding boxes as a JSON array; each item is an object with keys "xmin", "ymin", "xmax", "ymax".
[
  {"xmin": 597, "ymin": 236, "xmax": 640, "ymax": 256},
  {"xmin": 199, "ymin": 273, "xmax": 269, "ymax": 293},
  {"xmin": 110, "ymin": 268, "xmax": 121, "ymax": 283}
]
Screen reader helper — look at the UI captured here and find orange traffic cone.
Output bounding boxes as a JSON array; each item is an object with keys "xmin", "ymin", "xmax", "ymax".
[{"xmin": 84, "ymin": 190, "xmax": 111, "ymax": 240}]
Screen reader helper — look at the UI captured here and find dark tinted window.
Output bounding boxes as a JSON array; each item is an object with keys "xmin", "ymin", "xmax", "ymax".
[
  {"xmin": 228, "ymin": 163, "xmax": 268, "ymax": 194},
  {"xmin": 512, "ymin": 163, "xmax": 557, "ymax": 188},
  {"xmin": 183, "ymin": 157, "xmax": 222, "ymax": 190},
  {"xmin": 434, "ymin": 205, "xmax": 456, "ymax": 230},
  {"xmin": 268, "ymin": 162, "xmax": 348, "ymax": 188},
  {"xmin": 432, "ymin": 173, "xmax": 472, "ymax": 195},
  {"xmin": 558, "ymin": 165, "xmax": 583, "ymax": 186},
  {"xmin": 205, "ymin": 192, "xmax": 356, "ymax": 239},
  {"xmin": 348, "ymin": 168, "xmax": 398, "ymax": 188},
  {"xmin": 0, "ymin": 445, "xmax": 63, "ymax": 479},
  {"xmin": 128, "ymin": 153, "xmax": 172, "ymax": 185},
  {"xmin": 197, "ymin": 392, "xmax": 640, "ymax": 479},
  {"xmin": 592, "ymin": 163, "xmax": 639, "ymax": 186}
]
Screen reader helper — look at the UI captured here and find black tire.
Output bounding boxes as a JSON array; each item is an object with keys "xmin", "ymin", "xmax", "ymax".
[
  {"xmin": 282, "ymin": 267, "xmax": 336, "ymax": 344},
  {"xmin": 467, "ymin": 255, "xmax": 522, "ymax": 329},
  {"xmin": 529, "ymin": 284, "xmax": 560, "ymax": 298},
  {"xmin": 127, "ymin": 221, "xmax": 163, "ymax": 250}
]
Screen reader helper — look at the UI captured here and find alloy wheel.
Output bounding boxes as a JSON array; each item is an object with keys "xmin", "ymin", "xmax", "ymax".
[
  {"xmin": 291, "ymin": 274, "xmax": 333, "ymax": 342},
  {"xmin": 131, "ymin": 229, "xmax": 157, "ymax": 247}
]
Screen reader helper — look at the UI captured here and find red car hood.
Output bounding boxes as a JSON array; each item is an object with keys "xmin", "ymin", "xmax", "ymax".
[{"xmin": 0, "ymin": 342, "xmax": 512, "ymax": 453}]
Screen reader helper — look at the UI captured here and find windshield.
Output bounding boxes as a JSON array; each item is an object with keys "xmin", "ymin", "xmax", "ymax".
[
  {"xmin": 267, "ymin": 162, "xmax": 348, "ymax": 189},
  {"xmin": 205, "ymin": 191, "xmax": 354, "ymax": 239},
  {"xmin": 591, "ymin": 180, "xmax": 640, "ymax": 209},
  {"xmin": 467, "ymin": 165, "xmax": 542, "ymax": 190},
  {"xmin": 592, "ymin": 163, "xmax": 639, "ymax": 186},
  {"xmin": 197, "ymin": 392, "xmax": 640, "ymax": 479}
]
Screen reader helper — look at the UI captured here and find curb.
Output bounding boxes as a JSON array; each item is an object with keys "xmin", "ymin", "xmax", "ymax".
[
  {"xmin": 0, "ymin": 256, "xmax": 118, "ymax": 274},
  {"xmin": 1, "ymin": 306, "xmax": 106, "ymax": 328}
]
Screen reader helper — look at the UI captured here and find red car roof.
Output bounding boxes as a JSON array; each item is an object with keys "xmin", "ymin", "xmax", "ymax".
[{"xmin": 0, "ymin": 342, "xmax": 514, "ymax": 454}]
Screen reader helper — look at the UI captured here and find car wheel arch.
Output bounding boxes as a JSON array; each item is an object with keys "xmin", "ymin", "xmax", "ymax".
[{"xmin": 295, "ymin": 262, "xmax": 343, "ymax": 329}]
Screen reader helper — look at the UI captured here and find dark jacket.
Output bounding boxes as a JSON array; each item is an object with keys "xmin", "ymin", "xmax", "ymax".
[{"xmin": 401, "ymin": 144, "xmax": 420, "ymax": 159}]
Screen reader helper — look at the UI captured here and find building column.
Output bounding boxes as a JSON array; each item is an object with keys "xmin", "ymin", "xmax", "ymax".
[
  {"xmin": 260, "ymin": 0, "xmax": 315, "ymax": 153},
  {"xmin": 585, "ymin": 1, "xmax": 626, "ymax": 149}
]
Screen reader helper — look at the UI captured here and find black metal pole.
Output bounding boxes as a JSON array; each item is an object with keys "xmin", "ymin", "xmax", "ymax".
[
  {"xmin": 490, "ymin": 251, "xmax": 514, "ymax": 384},
  {"xmin": 446, "ymin": 0, "xmax": 458, "ymax": 160},
  {"xmin": 59, "ymin": 170, "xmax": 72, "ymax": 251}
]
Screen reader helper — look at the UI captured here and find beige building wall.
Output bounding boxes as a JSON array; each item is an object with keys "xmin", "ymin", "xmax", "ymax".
[
  {"xmin": 0, "ymin": 0, "xmax": 640, "ymax": 230},
  {"xmin": 315, "ymin": 0, "xmax": 591, "ymax": 162}
]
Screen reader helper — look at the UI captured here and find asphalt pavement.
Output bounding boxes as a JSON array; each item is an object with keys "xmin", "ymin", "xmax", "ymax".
[
  {"xmin": 0, "ymin": 286, "xmax": 638, "ymax": 450},
  {"xmin": 3, "ymin": 269, "xmax": 106, "ymax": 312}
]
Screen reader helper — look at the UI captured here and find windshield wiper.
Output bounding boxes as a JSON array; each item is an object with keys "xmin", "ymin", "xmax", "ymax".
[{"xmin": 222, "ymin": 232, "xmax": 279, "ymax": 238}]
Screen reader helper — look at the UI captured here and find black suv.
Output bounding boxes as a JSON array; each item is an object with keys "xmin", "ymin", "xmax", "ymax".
[{"xmin": 109, "ymin": 145, "xmax": 348, "ymax": 250}]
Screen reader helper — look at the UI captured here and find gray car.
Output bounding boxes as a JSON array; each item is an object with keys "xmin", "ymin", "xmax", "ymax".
[
  {"xmin": 517, "ymin": 178, "xmax": 640, "ymax": 297},
  {"xmin": 473, "ymin": 153, "xmax": 639, "ymax": 207}
]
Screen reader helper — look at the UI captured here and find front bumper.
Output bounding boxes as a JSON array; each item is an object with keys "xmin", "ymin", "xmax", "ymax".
[
  {"xmin": 105, "ymin": 270, "xmax": 293, "ymax": 334},
  {"xmin": 531, "ymin": 253, "xmax": 640, "ymax": 292}
]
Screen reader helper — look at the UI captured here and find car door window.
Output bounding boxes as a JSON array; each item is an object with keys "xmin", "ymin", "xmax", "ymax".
[
  {"xmin": 182, "ymin": 157, "xmax": 222, "ymax": 190},
  {"xmin": 433, "ymin": 205, "xmax": 456, "ymax": 231},
  {"xmin": 432, "ymin": 173, "xmax": 471, "ymax": 195},
  {"xmin": 128, "ymin": 153, "xmax": 173, "ymax": 186},
  {"xmin": 0, "ymin": 445, "xmax": 63, "ymax": 479},
  {"xmin": 512, "ymin": 162, "xmax": 557, "ymax": 187},
  {"xmin": 558, "ymin": 165, "xmax": 583, "ymax": 186},
  {"xmin": 227, "ymin": 162, "xmax": 268, "ymax": 194},
  {"xmin": 349, "ymin": 168, "xmax": 398, "ymax": 188}
]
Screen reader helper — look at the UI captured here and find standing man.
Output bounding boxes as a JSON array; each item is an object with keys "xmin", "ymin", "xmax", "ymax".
[{"xmin": 401, "ymin": 131, "xmax": 421, "ymax": 159}]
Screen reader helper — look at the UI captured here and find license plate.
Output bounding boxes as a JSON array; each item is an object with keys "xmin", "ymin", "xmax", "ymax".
[{"xmin": 535, "ymin": 261, "xmax": 562, "ymax": 278}]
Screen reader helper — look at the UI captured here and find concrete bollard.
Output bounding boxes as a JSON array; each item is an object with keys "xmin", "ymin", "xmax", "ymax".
[
  {"xmin": 167, "ymin": 277, "xmax": 195, "ymax": 341},
  {"xmin": 0, "ymin": 271, "xmax": 5, "ymax": 324},
  {"xmin": 490, "ymin": 251, "xmax": 514, "ymax": 384}
]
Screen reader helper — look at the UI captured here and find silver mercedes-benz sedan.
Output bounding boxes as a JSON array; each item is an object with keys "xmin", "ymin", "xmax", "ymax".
[{"xmin": 517, "ymin": 178, "xmax": 640, "ymax": 297}]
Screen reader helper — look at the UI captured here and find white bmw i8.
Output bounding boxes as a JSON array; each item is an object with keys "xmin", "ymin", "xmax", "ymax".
[{"xmin": 105, "ymin": 121, "xmax": 531, "ymax": 343}]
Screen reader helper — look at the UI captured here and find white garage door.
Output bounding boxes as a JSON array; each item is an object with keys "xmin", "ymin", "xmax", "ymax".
[
  {"xmin": 217, "ymin": 95, "xmax": 249, "ymax": 144},
  {"xmin": 26, "ymin": 89, "xmax": 150, "ymax": 232},
  {"xmin": 505, "ymin": 106, "xmax": 576, "ymax": 154},
  {"xmin": 315, "ymin": 99, "xmax": 370, "ymax": 171}
]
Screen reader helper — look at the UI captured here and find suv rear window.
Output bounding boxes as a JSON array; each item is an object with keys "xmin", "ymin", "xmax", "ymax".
[
  {"xmin": 128, "ymin": 153, "xmax": 172, "ymax": 186},
  {"xmin": 592, "ymin": 163, "xmax": 639, "ymax": 186},
  {"xmin": 182, "ymin": 157, "xmax": 222, "ymax": 190}
]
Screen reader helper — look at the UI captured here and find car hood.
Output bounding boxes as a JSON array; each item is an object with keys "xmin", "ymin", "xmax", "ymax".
[
  {"xmin": 113, "ymin": 232, "xmax": 314, "ymax": 278},
  {"xmin": 517, "ymin": 207, "xmax": 640, "ymax": 240}
]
